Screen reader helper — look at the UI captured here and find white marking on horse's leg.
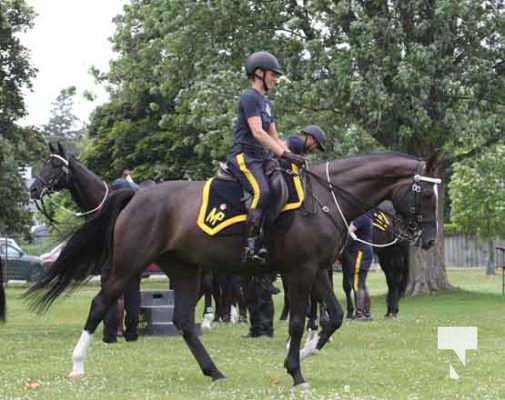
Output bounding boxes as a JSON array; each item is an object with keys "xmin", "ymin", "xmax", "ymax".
[
  {"xmin": 292, "ymin": 381, "xmax": 312, "ymax": 395},
  {"xmin": 68, "ymin": 330, "xmax": 93, "ymax": 378},
  {"xmin": 300, "ymin": 333, "xmax": 320, "ymax": 360}
]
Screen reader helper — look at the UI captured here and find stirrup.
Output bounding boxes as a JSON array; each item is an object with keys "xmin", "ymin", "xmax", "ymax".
[
  {"xmin": 242, "ymin": 236, "xmax": 267, "ymax": 264},
  {"xmin": 242, "ymin": 245, "xmax": 268, "ymax": 265},
  {"xmin": 242, "ymin": 248, "xmax": 268, "ymax": 264}
]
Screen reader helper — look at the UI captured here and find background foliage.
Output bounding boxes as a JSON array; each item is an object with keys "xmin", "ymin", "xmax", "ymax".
[{"xmin": 0, "ymin": 0, "xmax": 44, "ymax": 236}]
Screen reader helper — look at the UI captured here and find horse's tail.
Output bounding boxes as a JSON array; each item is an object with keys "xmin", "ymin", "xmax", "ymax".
[
  {"xmin": 0, "ymin": 260, "xmax": 5, "ymax": 322},
  {"xmin": 24, "ymin": 189, "xmax": 136, "ymax": 313}
]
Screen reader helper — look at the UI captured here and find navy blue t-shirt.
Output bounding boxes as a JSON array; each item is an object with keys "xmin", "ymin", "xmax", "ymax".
[
  {"xmin": 348, "ymin": 213, "xmax": 373, "ymax": 252},
  {"xmin": 286, "ymin": 135, "xmax": 305, "ymax": 155},
  {"xmin": 232, "ymin": 88, "xmax": 274, "ymax": 156}
]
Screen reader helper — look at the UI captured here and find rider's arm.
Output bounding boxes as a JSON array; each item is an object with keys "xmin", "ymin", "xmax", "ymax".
[{"xmin": 247, "ymin": 116, "xmax": 289, "ymax": 156}]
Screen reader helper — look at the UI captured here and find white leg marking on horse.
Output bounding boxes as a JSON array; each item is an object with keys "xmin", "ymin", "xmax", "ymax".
[
  {"xmin": 201, "ymin": 313, "xmax": 214, "ymax": 331},
  {"xmin": 300, "ymin": 333, "xmax": 320, "ymax": 360},
  {"xmin": 69, "ymin": 330, "xmax": 93, "ymax": 378},
  {"xmin": 292, "ymin": 381, "xmax": 312, "ymax": 395}
]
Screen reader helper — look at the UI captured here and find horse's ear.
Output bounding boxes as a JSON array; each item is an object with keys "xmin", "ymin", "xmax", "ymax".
[
  {"xmin": 49, "ymin": 143, "xmax": 56, "ymax": 153},
  {"xmin": 57, "ymin": 142, "xmax": 67, "ymax": 158},
  {"xmin": 424, "ymin": 150, "xmax": 444, "ymax": 175}
]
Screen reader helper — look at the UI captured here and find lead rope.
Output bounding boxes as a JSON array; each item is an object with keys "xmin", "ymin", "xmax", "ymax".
[{"xmin": 324, "ymin": 161, "xmax": 399, "ymax": 248}]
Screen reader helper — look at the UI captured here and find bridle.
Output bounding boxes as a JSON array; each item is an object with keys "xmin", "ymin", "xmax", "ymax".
[
  {"xmin": 310, "ymin": 160, "xmax": 442, "ymax": 248},
  {"xmin": 34, "ymin": 154, "xmax": 109, "ymax": 218},
  {"xmin": 388, "ymin": 172, "xmax": 441, "ymax": 245}
]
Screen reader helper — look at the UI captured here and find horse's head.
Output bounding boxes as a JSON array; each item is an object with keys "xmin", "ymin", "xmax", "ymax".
[
  {"xmin": 390, "ymin": 153, "xmax": 442, "ymax": 250},
  {"xmin": 30, "ymin": 143, "xmax": 72, "ymax": 200}
]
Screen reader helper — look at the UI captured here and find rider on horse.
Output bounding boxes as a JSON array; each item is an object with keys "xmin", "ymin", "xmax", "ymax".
[
  {"xmin": 285, "ymin": 125, "xmax": 327, "ymax": 155},
  {"xmin": 226, "ymin": 51, "xmax": 305, "ymax": 264}
]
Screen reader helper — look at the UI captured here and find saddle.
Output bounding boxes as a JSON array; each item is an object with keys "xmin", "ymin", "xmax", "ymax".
[{"xmin": 197, "ymin": 159, "xmax": 304, "ymax": 236}]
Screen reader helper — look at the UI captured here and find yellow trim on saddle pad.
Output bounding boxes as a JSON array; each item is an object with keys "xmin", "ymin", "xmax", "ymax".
[
  {"xmin": 372, "ymin": 211, "xmax": 390, "ymax": 232},
  {"xmin": 281, "ymin": 164, "xmax": 304, "ymax": 211},
  {"xmin": 197, "ymin": 164, "xmax": 305, "ymax": 236},
  {"xmin": 197, "ymin": 178, "xmax": 247, "ymax": 236}
]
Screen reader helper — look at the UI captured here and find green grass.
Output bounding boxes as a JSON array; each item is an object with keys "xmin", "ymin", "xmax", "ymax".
[{"xmin": 1, "ymin": 269, "xmax": 504, "ymax": 400}]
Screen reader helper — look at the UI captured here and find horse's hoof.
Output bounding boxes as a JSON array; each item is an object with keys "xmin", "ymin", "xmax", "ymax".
[
  {"xmin": 68, "ymin": 371, "xmax": 84, "ymax": 379},
  {"xmin": 292, "ymin": 381, "xmax": 312, "ymax": 395},
  {"xmin": 212, "ymin": 371, "xmax": 226, "ymax": 383}
]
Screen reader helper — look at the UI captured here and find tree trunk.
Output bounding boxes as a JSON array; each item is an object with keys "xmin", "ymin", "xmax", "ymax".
[{"xmin": 405, "ymin": 177, "xmax": 451, "ymax": 295}]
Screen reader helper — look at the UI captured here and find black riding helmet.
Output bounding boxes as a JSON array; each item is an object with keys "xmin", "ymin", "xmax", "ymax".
[
  {"xmin": 302, "ymin": 125, "xmax": 327, "ymax": 151},
  {"xmin": 245, "ymin": 51, "xmax": 283, "ymax": 77}
]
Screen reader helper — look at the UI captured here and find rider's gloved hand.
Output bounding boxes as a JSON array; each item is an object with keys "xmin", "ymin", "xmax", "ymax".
[{"xmin": 281, "ymin": 150, "xmax": 306, "ymax": 167}]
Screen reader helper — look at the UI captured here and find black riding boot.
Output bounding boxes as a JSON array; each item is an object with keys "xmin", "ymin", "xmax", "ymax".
[
  {"xmin": 242, "ymin": 209, "xmax": 268, "ymax": 264},
  {"xmin": 364, "ymin": 290, "xmax": 373, "ymax": 321},
  {"xmin": 356, "ymin": 289, "xmax": 372, "ymax": 322}
]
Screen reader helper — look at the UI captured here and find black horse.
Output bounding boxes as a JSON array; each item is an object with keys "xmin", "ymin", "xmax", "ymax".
[
  {"xmin": 342, "ymin": 206, "xmax": 410, "ymax": 320},
  {"xmin": 26, "ymin": 151, "xmax": 441, "ymax": 388}
]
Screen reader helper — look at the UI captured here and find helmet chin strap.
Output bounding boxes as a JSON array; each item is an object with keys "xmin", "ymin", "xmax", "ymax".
[
  {"xmin": 303, "ymin": 135, "xmax": 309, "ymax": 152},
  {"xmin": 254, "ymin": 70, "xmax": 269, "ymax": 93}
]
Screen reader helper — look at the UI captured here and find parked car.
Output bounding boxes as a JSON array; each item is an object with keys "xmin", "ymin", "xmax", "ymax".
[
  {"xmin": 0, "ymin": 243, "xmax": 43, "ymax": 282},
  {"xmin": 40, "ymin": 241, "xmax": 67, "ymax": 269},
  {"xmin": 143, "ymin": 263, "xmax": 162, "ymax": 278},
  {"xmin": 39, "ymin": 242, "xmax": 162, "ymax": 278},
  {"xmin": 0, "ymin": 237, "xmax": 22, "ymax": 252}
]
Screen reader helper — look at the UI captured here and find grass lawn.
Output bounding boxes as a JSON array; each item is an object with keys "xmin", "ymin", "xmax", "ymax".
[{"xmin": 0, "ymin": 269, "xmax": 504, "ymax": 400}]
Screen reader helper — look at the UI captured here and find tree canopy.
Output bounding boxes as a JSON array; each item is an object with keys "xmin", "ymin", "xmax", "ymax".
[
  {"xmin": 0, "ymin": 0, "xmax": 43, "ymax": 235},
  {"xmin": 449, "ymin": 144, "xmax": 505, "ymax": 241},
  {"xmin": 84, "ymin": 0, "xmax": 504, "ymax": 183}
]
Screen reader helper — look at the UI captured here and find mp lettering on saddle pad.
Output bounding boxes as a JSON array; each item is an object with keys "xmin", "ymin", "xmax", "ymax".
[{"xmin": 438, "ymin": 326, "xmax": 477, "ymax": 379}]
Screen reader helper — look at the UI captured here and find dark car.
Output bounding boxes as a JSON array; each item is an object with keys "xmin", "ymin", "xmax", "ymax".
[
  {"xmin": 0, "ymin": 243, "xmax": 43, "ymax": 282},
  {"xmin": 40, "ymin": 241, "xmax": 161, "ymax": 279}
]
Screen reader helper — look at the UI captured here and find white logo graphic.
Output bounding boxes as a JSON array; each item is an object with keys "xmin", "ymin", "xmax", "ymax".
[{"xmin": 438, "ymin": 327, "xmax": 478, "ymax": 379}]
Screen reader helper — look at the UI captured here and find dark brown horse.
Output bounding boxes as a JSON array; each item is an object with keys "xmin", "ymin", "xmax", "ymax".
[{"xmin": 26, "ymin": 151, "xmax": 441, "ymax": 388}]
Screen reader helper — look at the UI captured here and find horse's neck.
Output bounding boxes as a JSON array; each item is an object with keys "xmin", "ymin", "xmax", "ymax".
[
  {"xmin": 68, "ymin": 159, "xmax": 106, "ymax": 213},
  {"xmin": 319, "ymin": 156, "xmax": 416, "ymax": 221}
]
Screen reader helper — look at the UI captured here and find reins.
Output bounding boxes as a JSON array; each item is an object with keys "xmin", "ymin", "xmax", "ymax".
[
  {"xmin": 300, "ymin": 160, "xmax": 441, "ymax": 248},
  {"xmin": 323, "ymin": 162, "xmax": 400, "ymax": 248}
]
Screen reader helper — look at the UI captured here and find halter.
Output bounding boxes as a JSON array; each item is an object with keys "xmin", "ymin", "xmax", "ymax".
[
  {"xmin": 321, "ymin": 161, "xmax": 441, "ymax": 248},
  {"xmin": 35, "ymin": 154, "xmax": 109, "ymax": 218}
]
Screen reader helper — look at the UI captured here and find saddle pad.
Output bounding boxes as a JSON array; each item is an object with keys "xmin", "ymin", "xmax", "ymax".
[{"xmin": 197, "ymin": 165, "xmax": 304, "ymax": 236}]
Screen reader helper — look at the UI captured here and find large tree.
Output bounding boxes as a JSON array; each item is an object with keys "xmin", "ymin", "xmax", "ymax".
[
  {"xmin": 42, "ymin": 86, "xmax": 83, "ymax": 153},
  {"xmin": 0, "ymin": 0, "xmax": 43, "ymax": 236},
  {"xmin": 85, "ymin": 0, "xmax": 504, "ymax": 293}
]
